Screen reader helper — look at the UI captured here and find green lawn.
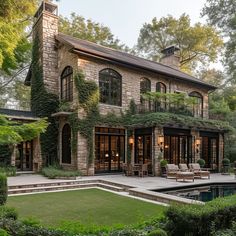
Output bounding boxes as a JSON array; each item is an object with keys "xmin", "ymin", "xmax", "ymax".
[{"xmin": 7, "ymin": 189, "xmax": 165, "ymax": 227}]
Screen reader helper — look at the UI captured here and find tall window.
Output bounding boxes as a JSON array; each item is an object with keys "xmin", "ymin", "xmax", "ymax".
[
  {"xmin": 156, "ymin": 82, "xmax": 166, "ymax": 110},
  {"xmin": 61, "ymin": 124, "xmax": 71, "ymax": 164},
  {"xmin": 61, "ymin": 66, "xmax": 73, "ymax": 101},
  {"xmin": 99, "ymin": 69, "xmax": 122, "ymax": 106},
  {"xmin": 140, "ymin": 78, "xmax": 151, "ymax": 102},
  {"xmin": 189, "ymin": 91, "xmax": 203, "ymax": 117}
]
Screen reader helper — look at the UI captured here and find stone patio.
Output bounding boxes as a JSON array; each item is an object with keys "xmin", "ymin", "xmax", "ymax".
[{"xmin": 8, "ymin": 173, "xmax": 235, "ymax": 190}]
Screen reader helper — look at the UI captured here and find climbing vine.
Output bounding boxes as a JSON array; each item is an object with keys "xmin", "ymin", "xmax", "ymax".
[
  {"xmin": 68, "ymin": 71, "xmax": 232, "ymax": 169},
  {"xmin": 30, "ymin": 34, "xmax": 59, "ymax": 164}
]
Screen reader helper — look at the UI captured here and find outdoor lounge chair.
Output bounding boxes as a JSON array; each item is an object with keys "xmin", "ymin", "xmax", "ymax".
[
  {"xmin": 166, "ymin": 164, "xmax": 179, "ymax": 178},
  {"xmin": 189, "ymin": 163, "xmax": 210, "ymax": 179},
  {"xmin": 179, "ymin": 163, "xmax": 190, "ymax": 172}
]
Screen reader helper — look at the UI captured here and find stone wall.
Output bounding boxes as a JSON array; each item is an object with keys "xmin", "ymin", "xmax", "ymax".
[{"xmin": 33, "ymin": 11, "xmax": 59, "ymax": 95}]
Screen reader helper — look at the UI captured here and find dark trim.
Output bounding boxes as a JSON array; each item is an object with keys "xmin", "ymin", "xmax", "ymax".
[{"xmin": 164, "ymin": 128, "xmax": 191, "ymax": 136}]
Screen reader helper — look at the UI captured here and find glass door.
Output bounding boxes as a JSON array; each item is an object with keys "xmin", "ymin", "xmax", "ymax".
[
  {"xmin": 135, "ymin": 134, "xmax": 152, "ymax": 164},
  {"xmin": 95, "ymin": 128, "xmax": 125, "ymax": 173},
  {"xmin": 16, "ymin": 141, "xmax": 33, "ymax": 171}
]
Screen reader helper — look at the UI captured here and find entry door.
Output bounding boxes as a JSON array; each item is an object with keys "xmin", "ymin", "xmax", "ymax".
[
  {"xmin": 164, "ymin": 135, "xmax": 192, "ymax": 165},
  {"xmin": 201, "ymin": 137, "xmax": 218, "ymax": 169},
  {"xmin": 95, "ymin": 134, "xmax": 125, "ymax": 173},
  {"xmin": 135, "ymin": 134, "xmax": 152, "ymax": 164},
  {"xmin": 16, "ymin": 141, "xmax": 33, "ymax": 171}
]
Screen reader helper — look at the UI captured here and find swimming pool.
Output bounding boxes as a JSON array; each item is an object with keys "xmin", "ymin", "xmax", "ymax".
[{"xmin": 155, "ymin": 183, "xmax": 236, "ymax": 202}]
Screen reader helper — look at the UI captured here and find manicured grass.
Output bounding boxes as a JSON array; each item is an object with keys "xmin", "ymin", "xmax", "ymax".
[{"xmin": 7, "ymin": 189, "xmax": 165, "ymax": 227}]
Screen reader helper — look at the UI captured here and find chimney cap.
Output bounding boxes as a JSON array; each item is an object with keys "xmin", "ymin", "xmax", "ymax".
[
  {"xmin": 34, "ymin": 1, "xmax": 58, "ymax": 19},
  {"xmin": 161, "ymin": 45, "xmax": 180, "ymax": 57}
]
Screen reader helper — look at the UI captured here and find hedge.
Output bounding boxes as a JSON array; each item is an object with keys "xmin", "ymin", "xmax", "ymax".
[
  {"xmin": 0, "ymin": 174, "xmax": 7, "ymax": 205},
  {"xmin": 165, "ymin": 195, "xmax": 236, "ymax": 236}
]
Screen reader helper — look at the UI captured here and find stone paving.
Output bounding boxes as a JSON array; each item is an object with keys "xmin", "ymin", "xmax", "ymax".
[{"xmin": 8, "ymin": 173, "xmax": 236, "ymax": 190}]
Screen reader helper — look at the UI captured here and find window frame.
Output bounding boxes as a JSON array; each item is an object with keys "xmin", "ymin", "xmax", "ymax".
[
  {"xmin": 99, "ymin": 68, "xmax": 122, "ymax": 106},
  {"xmin": 189, "ymin": 91, "xmax": 203, "ymax": 118},
  {"xmin": 61, "ymin": 66, "xmax": 73, "ymax": 102}
]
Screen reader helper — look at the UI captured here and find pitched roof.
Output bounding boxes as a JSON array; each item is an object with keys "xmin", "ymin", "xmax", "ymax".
[{"xmin": 56, "ymin": 33, "xmax": 217, "ymax": 90}]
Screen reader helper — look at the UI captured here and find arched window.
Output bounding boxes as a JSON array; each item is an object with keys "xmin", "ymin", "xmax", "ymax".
[
  {"xmin": 99, "ymin": 69, "xmax": 122, "ymax": 106},
  {"xmin": 189, "ymin": 91, "xmax": 203, "ymax": 117},
  {"xmin": 61, "ymin": 124, "xmax": 71, "ymax": 164},
  {"xmin": 61, "ymin": 66, "xmax": 73, "ymax": 101},
  {"xmin": 156, "ymin": 82, "xmax": 166, "ymax": 93},
  {"xmin": 156, "ymin": 82, "xmax": 167, "ymax": 111}
]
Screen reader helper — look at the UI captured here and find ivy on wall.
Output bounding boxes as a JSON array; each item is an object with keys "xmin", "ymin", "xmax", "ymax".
[
  {"xmin": 68, "ymin": 71, "xmax": 232, "ymax": 168},
  {"xmin": 30, "ymin": 34, "xmax": 59, "ymax": 164}
]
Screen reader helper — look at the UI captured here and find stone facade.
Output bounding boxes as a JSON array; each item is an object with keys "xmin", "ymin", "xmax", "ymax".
[
  {"xmin": 33, "ymin": 10, "xmax": 59, "ymax": 95},
  {"xmin": 32, "ymin": 2, "xmax": 224, "ymax": 175}
]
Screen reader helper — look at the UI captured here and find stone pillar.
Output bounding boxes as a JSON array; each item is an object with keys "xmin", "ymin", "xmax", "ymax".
[
  {"xmin": 191, "ymin": 130, "xmax": 201, "ymax": 162},
  {"xmin": 218, "ymin": 133, "xmax": 224, "ymax": 172},
  {"xmin": 33, "ymin": 1, "xmax": 59, "ymax": 95},
  {"xmin": 10, "ymin": 144, "xmax": 16, "ymax": 167},
  {"xmin": 153, "ymin": 127, "xmax": 164, "ymax": 176},
  {"xmin": 32, "ymin": 137, "xmax": 43, "ymax": 172}
]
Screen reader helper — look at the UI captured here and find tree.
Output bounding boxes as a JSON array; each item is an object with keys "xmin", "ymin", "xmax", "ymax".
[
  {"xmin": 136, "ymin": 14, "xmax": 223, "ymax": 73},
  {"xmin": 202, "ymin": 0, "xmax": 236, "ymax": 84},
  {"xmin": 59, "ymin": 13, "xmax": 128, "ymax": 51},
  {"xmin": 0, "ymin": 0, "xmax": 37, "ymax": 75},
  {"xmin": 0, "ymin": 115, "xmax": 48, "ymax": 145}
]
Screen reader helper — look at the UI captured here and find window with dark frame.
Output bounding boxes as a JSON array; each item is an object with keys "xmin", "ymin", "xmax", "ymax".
[
  {"xmin": 99, "ymin": 69, "xmax": 122, "ymax": 106},
  {"xmin": 61, "ymin": 66, "xmax": 73, "ymax": 102},
  {"xmin": 156, "ymin": 82, "xmax": 167, "ymax": 110},
  {"xmin": 189, "ymin": 91, "xmax": 203, "ymax": 117},
  {"xmin": 140, "ymin": 77, "xmax": 151, "ymax": 102}
]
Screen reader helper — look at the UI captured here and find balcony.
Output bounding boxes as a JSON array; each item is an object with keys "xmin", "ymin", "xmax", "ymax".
[{"xmin": 137, "ymin": 100, "xmax": 203, "ymax": 118}]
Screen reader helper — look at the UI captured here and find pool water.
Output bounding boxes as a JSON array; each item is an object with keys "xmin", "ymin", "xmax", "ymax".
[{"xmin": 158, "ymin": 184, "xmax": 236, "ymax": 202}]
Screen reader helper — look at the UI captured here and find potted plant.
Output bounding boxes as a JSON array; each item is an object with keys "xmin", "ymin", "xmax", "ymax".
[
  {"xmin": 197, "ymin": 158, "xmax": 205, "ymax": 168},
  {"xmin": 222, "ymin": 158, "xmax": 230, "ymax": 175},
  {"xmin": 160, "ymin": 159, "xmax": 168, "ymax": 177}
]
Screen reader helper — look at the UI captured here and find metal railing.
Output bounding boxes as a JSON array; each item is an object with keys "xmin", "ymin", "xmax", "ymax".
[
  {"xmin": 0, "ymin": 102, "xmax": 31, "ymax": 111},
  {"xmin": 137, "ymin": 100, "xmax": 204, "ymax": 118}
]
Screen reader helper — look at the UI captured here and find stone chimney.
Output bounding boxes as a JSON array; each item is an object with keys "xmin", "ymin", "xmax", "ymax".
[
  {"xmin": 160, "ymin": 46, "xmax": 180, "ymax": 70},
  {"xmin": 33, "ymin": 1, "xmax": 59, "ymax": 95}
]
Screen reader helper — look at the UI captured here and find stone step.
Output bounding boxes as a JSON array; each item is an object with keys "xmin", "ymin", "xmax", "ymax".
[
  {"xmin": 8, "ymin": 182, "xmax": 124, "ymax": 195},
  {"xmin": 8, "ymin": 179, "xmax": 97, "ymax": 190},
  {"xmin": 99, "ymin": 179, "xmax": 133, "ymax": 191}
]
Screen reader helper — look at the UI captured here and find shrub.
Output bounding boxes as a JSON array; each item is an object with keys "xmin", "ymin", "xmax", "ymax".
[
  {"xmin": 0, "ymin": 229, "xmax": 8, "ymax": 236},
  {"xmin": 0, "ymin": 218, "xmax": 70, "ymax": 236},
  {"xmin": 147, "ymin": 229, "xmax": 168, "ymax": 236},
  {"xmin": 0, "ymin": 166, "xmax": 16, "ymax": 177},
  {"xmin": 41, "ymin": 166, "xmax": 80, "ymax": 179},
  {"xmin": 222, "ymin": 158, "xmax": 230, "ymax": 166},
  {"xmin": 165, "ymin": 195, "xmax": 236, "ymax": 236},
  {"xmin": 160, "ymin": 160, "xmax": 168, "ymax": 167},
  {"xmin": 0, "ymin": 174, "xmax": 7, "ymax": 205},
  {"xmin": 0, "ymin": 206, "xmax": 17, "ymax": 220},
  {"xmin": 197, "ymin": 158, "xmax": 205, "ymax": 168}
]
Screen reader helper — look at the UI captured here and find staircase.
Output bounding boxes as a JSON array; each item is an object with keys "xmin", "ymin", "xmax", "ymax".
[{"xmin": 8, "ymin": 179, "xmax": 133, "ymax": 195}]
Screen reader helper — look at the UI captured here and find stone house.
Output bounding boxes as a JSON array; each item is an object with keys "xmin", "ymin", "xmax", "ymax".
[{"xmin": 23, "ymin": 1, "xmax": 227, "ymax": 175}]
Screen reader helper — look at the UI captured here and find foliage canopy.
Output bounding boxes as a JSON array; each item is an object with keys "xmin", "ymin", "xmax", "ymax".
[{"xmin": 136, "ymin": 14, "xmax": 223, "ymax": 73}]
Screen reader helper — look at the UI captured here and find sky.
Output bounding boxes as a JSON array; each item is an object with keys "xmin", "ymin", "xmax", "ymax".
[{"xmin": 56, "ymin": 0, "xmax": 207, "ymax": 47}]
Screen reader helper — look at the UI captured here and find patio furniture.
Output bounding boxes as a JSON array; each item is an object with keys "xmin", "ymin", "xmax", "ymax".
[
  {"xmin": 166, "ymin": 164, "xmax": 179, "ymax": 178},
  {"xmin": 176, "ymin": 171, "xmax": 194, "ymax": 182},
  {"xmin": 179, "ymin": 163, "xmax": 190, "ymax": 172},
  {"xmin": 122, "ymin": 163, "xmax": 133, "ymax": 176},
  {"xmin": 189, "ymin": 163, "xmax": 210, "ymax": 179}
]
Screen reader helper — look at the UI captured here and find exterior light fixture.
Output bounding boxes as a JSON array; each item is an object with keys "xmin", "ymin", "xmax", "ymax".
[
  {"xmin": 196, "ymin": 138, "xmax": 201, "ymax": 153},
  {"xmin": 129, "ymin": 137, "xmax": 134, "ymax": 145},
  {"xmin": 158, "ymin": 136, "xmax": 164, "ymax": 152}
]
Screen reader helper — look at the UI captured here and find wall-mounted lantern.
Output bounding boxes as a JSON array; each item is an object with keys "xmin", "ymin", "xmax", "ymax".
[
  {"xmin": 195, "ymin": 138, "xmax": 201, "ymax": 153},
  {"xmin": 157, "ymin": 136, "xmax": 164, "ymax": 152},
  {"xmin": 129, "ymin": 137, "xmax": 134, "ymax": 145}
]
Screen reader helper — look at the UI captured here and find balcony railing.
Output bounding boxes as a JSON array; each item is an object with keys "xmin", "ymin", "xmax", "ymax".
[
  {"xmin": 137, "ymin": 100, "xmax": 203, "ymax": 118},
  {"xmin": 0, "ymin": 102, "xmax": 31, "ymax": 111}
]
